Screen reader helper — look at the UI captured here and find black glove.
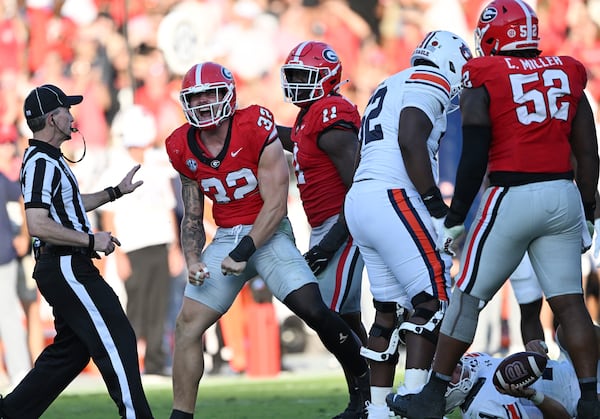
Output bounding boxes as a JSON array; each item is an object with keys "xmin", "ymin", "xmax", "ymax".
[
  {"xmin": 304, "ymin": 245, "xmax": 335, "ymax": 276},
  {"xmin": 304, "ymin": 220, "xmax": 349, "ymax": 276}
]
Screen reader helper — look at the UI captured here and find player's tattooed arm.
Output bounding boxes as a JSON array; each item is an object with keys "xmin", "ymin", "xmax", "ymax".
[{"xmin": 180, "ymin": 174, "xmax": 206, "ymax": 267}]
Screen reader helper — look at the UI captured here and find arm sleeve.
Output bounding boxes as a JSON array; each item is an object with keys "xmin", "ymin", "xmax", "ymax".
[{"xmin": 445, "ymin": 125, "xmax": 491, "ymax": 227}]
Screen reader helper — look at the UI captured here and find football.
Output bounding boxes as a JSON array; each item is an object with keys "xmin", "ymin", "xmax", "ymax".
[{"xmin": 492, "ymin": 351, "xmax": 548, "ymax": 390}]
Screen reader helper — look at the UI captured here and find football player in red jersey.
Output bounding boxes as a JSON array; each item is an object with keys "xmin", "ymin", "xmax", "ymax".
[
  {"xmin": 277, "ymin": 41, "xmax": 369, "ymax": 419},
  {"xmin": 387, "ymin": 1, "xmax": 600, "ymax": 418},
  {"xmin": 165, "ymin": 62, "xmax": 370, "ymax": 419}
]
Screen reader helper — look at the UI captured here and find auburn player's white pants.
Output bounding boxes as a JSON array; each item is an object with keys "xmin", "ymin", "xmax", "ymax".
[
  {"xmin": 344, "ymin": 180, "xmax": 451, "ymax": 307},
  {"xmin": 456, "ymin": 179, "xmax": 584, "ymax": 302}
]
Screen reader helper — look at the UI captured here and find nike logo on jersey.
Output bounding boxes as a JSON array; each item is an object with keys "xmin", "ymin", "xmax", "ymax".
[
  {"xmin": 231, "ymin": 147, "xmax": 243, "ymax": 157},
  {"xmin": 339, "ymin": 333, "xmax": 348, "ymax": 344}
]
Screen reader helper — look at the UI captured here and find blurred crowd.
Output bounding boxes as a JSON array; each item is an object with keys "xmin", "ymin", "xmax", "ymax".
[
  {"xmin": 0, "ymin": 0, "xmax": 598, "ymax": 152},
  {"xmin": 0, "ymin": 0, "xmax": 597, "ymax": 189},
  {"xmin": 1, "ymin": 0, "xmax": 600, "ymax": 385}
]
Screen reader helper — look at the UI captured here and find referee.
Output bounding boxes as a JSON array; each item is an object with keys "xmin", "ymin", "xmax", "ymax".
[{"xmin": 0, "ymin": 84, "xmax": 153, "ymax": 418}]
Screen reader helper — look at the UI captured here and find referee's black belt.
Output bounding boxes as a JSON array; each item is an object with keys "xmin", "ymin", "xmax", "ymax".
[{"xmin": 38, "ymin": 245, "xmax": 96, "ymax": 258}]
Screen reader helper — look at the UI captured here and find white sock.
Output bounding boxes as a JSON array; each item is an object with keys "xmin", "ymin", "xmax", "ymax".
[
  {"xmin": 403, "ymin": 368, "xmax": 429, "ymax": 390},
  {"xmin": 371, "ymin": 386, "xmax": 393, "ymax": 406}
]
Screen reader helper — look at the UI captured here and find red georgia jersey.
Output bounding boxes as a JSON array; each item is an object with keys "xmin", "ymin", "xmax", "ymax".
[
  {"xmin": 166, "ymin": 105, "xmax": 278, "ymax": 227},
  {"xmin": 292, "ymin": 94, "xmax": 360, "ymax": 227},
  {"xmin": 463, "ymin": 55, "xmax": 587, "ymax": 173}
]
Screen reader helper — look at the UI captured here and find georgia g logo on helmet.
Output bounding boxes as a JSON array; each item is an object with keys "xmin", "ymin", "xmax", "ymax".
[
  {"xmin": 322, "ymin": 48, "xmax": 339, "ymax": 64},
  {"xmin": 221, "ymin": 67, "xmax": 234, "ymax": 81},
  {"xmin": 481, "ymin": 6, "xmax": 498, "ymax": 23}
]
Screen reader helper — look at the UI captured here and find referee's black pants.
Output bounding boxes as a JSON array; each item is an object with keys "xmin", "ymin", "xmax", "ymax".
[{"xmin": 0, "ymin": 253, "xmax": 153, "ymax": 419}]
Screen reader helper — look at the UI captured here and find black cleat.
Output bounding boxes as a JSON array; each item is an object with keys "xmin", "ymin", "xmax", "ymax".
[
  {"xmin": 331, "ymin": 404, "xmax": 367, "ymax": 419},
  {"xmin": 332, "ymin": 372, "xmax": 370, "ymax": 419},
  {"xmin": 385, "ymin": 380, "xmax": 445, "ymax": 419},
  {"xmin": 577, "ymin": 399, "xmax": 600, "ymax": 419}
]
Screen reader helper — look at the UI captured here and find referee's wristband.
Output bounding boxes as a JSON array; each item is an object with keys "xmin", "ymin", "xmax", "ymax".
[
  {"xmin": 105, "ymin": 186, "xmax": 124, "ymax": 202},
  {"xmin": 229, "ymin": 236, "xmax": 256, "ymax": 262},
  {"xmin": 528, "ymin": 390, "xmax": 544, "ymax": 405}
]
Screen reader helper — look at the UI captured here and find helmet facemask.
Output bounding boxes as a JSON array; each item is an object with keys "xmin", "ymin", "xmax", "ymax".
[
  {"xmin": 180, "ymin": 84, "xmax": 234, "ymax": 129},
  {"xmin": 281, "ymin": 63, "xmax": 340, "ymax": 105},
  {"xmin": 445, "ymin": 358, "xmax": 478, "ymax": 412},
  {"xmin": 179, "ymin": 62, "xmax": 237, "ymax": 129},
  {"xmin": 474, "ymin": 24, "xmax": 495, "ymax": 57}
]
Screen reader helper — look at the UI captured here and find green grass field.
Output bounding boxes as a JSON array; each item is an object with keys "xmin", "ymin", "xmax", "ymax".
[{"xmin": 39, "ymin": 372, "xmax": 462, "ymax": 418}]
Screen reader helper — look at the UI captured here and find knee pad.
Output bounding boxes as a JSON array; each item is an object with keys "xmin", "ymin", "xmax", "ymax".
[
  {"xmin": 398, "ymin": 292, "xmax": 447, "ymax": 345},
  {"xmin": 360, "ymin": 300, "xmax": 408, "ymax": 364},
  {"xmin": 440, "ymin": 288, "xmax": 485, "ymax": 343}
]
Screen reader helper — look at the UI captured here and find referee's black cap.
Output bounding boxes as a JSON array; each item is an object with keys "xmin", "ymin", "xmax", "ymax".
[{"xmin": 24, "ymin": 84, "xmax": 83, "ymax": 120}]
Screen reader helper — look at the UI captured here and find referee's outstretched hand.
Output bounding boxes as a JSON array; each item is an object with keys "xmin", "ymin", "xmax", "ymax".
[{"xmin": 117, "ymin": 164, "xmax": 144, "ymax": 195}]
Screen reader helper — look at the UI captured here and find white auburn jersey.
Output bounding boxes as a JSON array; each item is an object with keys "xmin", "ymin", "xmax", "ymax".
[
  {"xmin": 354, "ymin": 65, "xmax": 452, "ymax": 189},
  {"xmin": 457, "ymin": 352, "xmax": 579, "ymax": 419}
]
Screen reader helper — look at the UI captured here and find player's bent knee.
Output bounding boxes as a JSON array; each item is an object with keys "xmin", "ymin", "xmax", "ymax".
[{"xmin": 440, "ymin": 288, "xmax": 484, "ymax": 343}]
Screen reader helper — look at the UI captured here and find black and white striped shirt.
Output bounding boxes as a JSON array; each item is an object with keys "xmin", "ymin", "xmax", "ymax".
[{"xmin": 20, "ymin": 139, "xmax": 93, "ymax": 237}]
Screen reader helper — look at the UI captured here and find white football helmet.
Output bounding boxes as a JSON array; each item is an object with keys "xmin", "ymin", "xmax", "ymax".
[
  {"xmin": 410, "ymin": 30, "xmax": 473, "ymax": 101},
  {"xmin": 445, "ymin": 356, "xmax": 479, "ymax": 412},
  {"xmin": 179, "ymin": 62, "xmax": 237, "ymax": 129}
]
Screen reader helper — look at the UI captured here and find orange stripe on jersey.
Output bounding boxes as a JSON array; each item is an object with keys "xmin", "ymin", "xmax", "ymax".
[
  {"xmin": 409, "ymin": 71, "xmax": 451, "ymax": 95},
  {"xmin": 390, "ymin": 189, "xmax": 448, "ymax": 300}
]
